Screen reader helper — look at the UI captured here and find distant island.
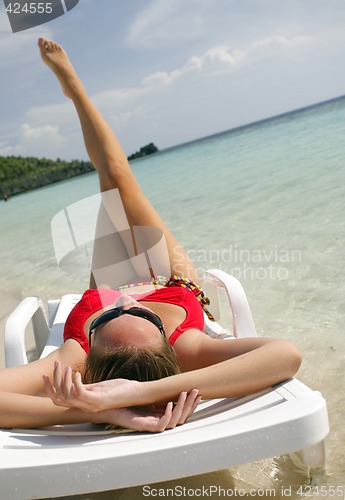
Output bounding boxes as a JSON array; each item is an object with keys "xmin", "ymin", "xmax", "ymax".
[
  {"xmin": 127, "ymin": 143, "xmax": 159, "ymax": 161},
  {"xmin": 0, "ymin": 156, "xmax": 95, "ymax": 199},
  {"xmin": 0, "ymin": 144, "xmax": 159, "ymax": 199}
]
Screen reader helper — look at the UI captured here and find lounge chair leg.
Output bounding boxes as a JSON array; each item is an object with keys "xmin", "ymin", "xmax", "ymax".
[{"xmin": 289, "ymin": 439, "xmax": 327, "ymax": 485}]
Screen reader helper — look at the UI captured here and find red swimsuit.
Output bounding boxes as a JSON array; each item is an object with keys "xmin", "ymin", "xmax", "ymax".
[{"xmin": 63, "ymin": 286, "xmax": 205, "ymax": 353}]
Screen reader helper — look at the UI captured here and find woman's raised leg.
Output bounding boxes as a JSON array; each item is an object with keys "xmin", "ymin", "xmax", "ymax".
[{"xmin": 38, "ymin": 38, "xmax": 199, "ymax": 285}]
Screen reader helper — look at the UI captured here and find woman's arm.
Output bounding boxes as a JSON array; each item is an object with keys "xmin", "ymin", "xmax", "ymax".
[
  {"xmin": 0, "ymin": 391, "xmax": 92, "ymax": 428},
  {"xmin": 145, "ymin": 337, "xmax": 302, "ymax": 402},
  {"xmin": 0, "ymin": 340, "xmax": 86, "ymax": 396},
  {"xmin": 0, "ymin": 341, "xmax": 199, "ymax": 430},
  {"xmin": 45, "ymin": 337, "xmax": 302, "ymax": 412},
  {"xmin": 0, "ymin": 389, "xmax": 199, "ymax": 432}
]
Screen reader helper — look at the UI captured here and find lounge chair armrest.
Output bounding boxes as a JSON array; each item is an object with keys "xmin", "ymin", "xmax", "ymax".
[
  {"xmin": 205, "ymin": 269, "xmax": 257, "ymax": 338},
  {"xmin": 5, "ymin": 297, "xmax": 50, "ymax": 367}
]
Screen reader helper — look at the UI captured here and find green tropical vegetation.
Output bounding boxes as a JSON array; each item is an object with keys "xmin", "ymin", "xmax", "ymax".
[
  {"xmin": 0, "ymin": 143, "xmax": 159, "ymax": 199},
  {"xmin": 127, "ymin": 143, "xmax": 159, "ymax": 161},
  {"xmin": 0, "ymin": 156, "xmax": 94, "ymax": 199}
]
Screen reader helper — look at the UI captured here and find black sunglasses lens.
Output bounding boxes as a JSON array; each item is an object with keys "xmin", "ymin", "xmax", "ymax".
[
  {"xmin": 127, "ymin": 307, "xmax": 163, "ymax": 327},
  {"xmin": 89, "ymin": 306, "xmax": 163, "ymax": 332},
  {"xmin": 89, "ymin": 306, "xmax": 165, "ymax": 348},
  {"xmin": 89, "ymin": 307, "xmax": 123, "ymax": 332}
]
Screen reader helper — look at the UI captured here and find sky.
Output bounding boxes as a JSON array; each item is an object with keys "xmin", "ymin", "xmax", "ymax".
[{"xmin": 1, "ymin": 0, "xmax": 345, "ymax": 160}]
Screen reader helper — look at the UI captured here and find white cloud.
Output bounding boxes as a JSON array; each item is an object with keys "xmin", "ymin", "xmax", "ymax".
[
  {"xmin": 143, "ymin": 35, "xmax": 310, "ymax": 87},
  {"xmin": 1, "ymin": 84, "xmax": 153, "ymax": 159},
  {"xmin": 20, "ymin": 123, "xmax": 67, "ymax": 156},
  {"xmin": 0, "ymin": 123, "xmax": 76, "ymax": 159},
  {"xmin": 142, "ymin": 47, "xmax": 235, "ymax": 87},
  {"xmin": 1, "ymin": 32, "xmax": 312, "ymax": 159},
  {"xmin": 143, "ymin": 70, "xmax": 181, "ymax": 87},
  {"xmin": 0, "ymin": 142, "xmax": 25, "ymax": 156},
  {"xmin": 21, "ymin": 123, "xmax": 62, "ymax": 140},
  {"xmin": 249, "ymin": 35, "xmax": 310, "ymax": 51}
]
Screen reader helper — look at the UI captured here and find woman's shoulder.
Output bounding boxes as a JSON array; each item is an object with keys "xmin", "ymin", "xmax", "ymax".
[{"xmin": 57, "ymin": 339, "xmax": 87, "ymax": 370}]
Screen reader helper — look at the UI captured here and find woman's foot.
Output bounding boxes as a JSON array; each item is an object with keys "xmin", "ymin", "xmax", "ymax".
[{"xmin": 38, "ymin": 38, "xmax": 83, "ymax": 98}]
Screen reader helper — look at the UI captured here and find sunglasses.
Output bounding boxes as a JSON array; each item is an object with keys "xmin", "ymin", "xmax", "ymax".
[{"xmin": 88, "ymin": 306, "xmax": 166, "ymax": 347}]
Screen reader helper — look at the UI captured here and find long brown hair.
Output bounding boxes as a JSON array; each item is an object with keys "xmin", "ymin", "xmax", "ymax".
[{"xmin": 84, "ymin": 336, "xmax": 181, "ymax": 384}]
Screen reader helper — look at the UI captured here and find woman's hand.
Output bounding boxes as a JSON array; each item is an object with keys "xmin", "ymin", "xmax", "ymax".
[
  {"xmin": 97, "ymin": 391, "xmax": 200, "ymax": 433},
  {"xmin": 43, "ymin": 361, "xmax": 142, "ymax": 412},
  {"xmin": 43, "ymin": 362, "xmax": 200, "ymax": 432}
]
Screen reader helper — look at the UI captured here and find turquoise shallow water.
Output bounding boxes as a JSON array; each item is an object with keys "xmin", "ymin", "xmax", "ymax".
[{"xmin": 0, "ymin": 98, "xmax": 344, "ymax": 494}]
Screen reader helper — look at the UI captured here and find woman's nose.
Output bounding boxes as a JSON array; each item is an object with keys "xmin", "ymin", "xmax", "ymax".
[{"xmin": 113, "ymin": 294, "xmax": 138, "ymax": 309}]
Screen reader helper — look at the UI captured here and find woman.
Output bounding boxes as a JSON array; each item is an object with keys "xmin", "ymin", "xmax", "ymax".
[{"xmin": 0, "ymin": 39, "xmax": 302, "ymax": 432}]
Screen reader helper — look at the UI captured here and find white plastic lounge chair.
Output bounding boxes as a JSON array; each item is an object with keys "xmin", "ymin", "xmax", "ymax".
[{"xmin": 1, "ymin": 269, "xmax": 329, "ymax": 500}]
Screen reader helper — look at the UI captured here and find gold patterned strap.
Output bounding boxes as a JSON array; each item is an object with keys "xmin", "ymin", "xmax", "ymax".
[{"xmin": 165, "ymin": 275, "xmax": 216, "ymax": 322}]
